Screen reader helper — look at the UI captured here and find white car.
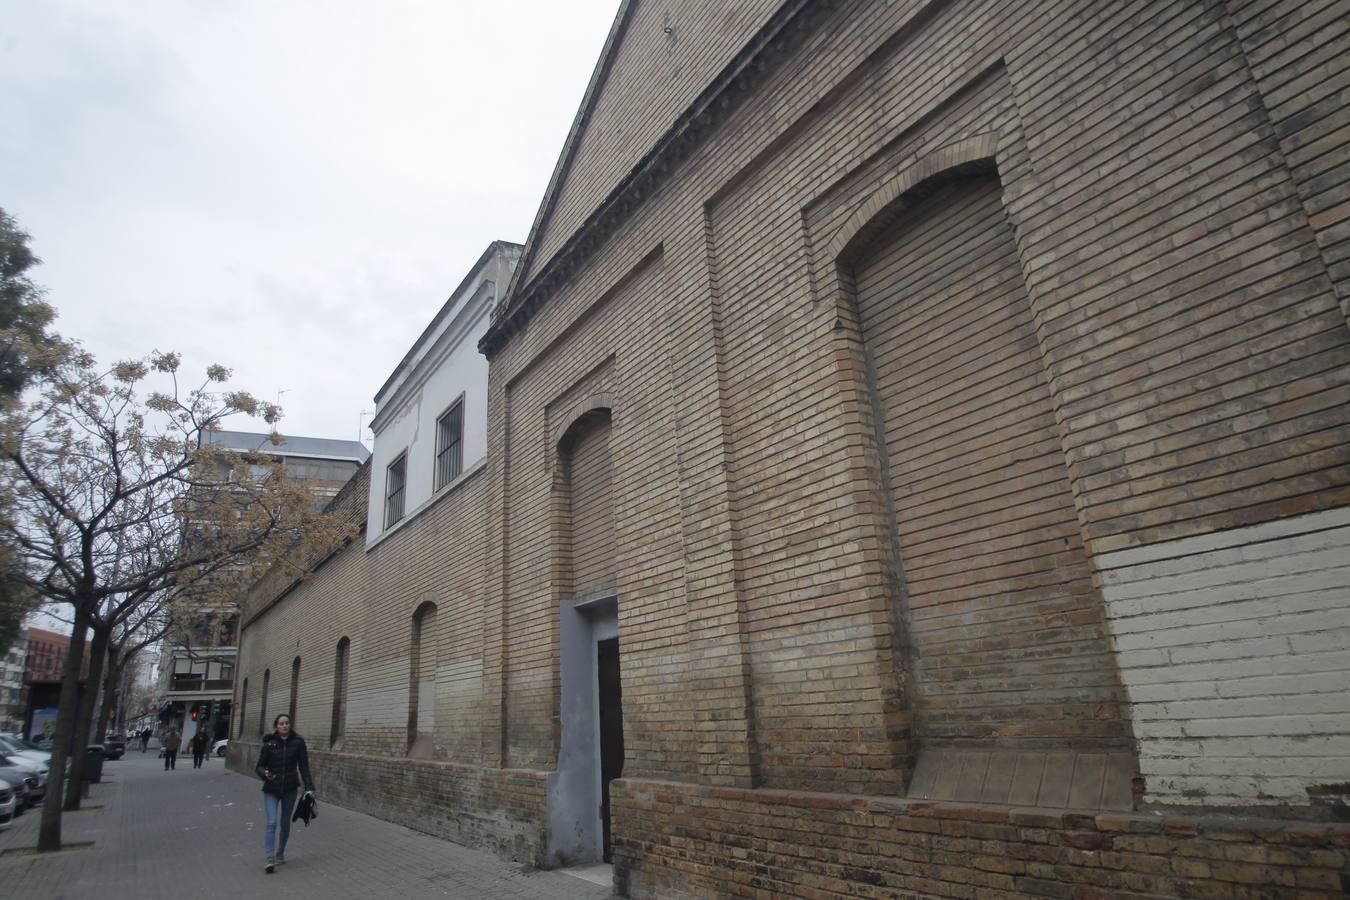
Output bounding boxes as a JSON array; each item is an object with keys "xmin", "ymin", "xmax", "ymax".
[
  {"xmin": 0, "ymin": 735, "xmax": 52, "ymax": 771},
  {"xmin": 0, "ymin": 736, "xmax": 49, "ymax": 801},
  {"xmin": 212, "ymin": 738, "xmax": 229, "ymax": 758},
  {"xmin": 0, "ymin": 779, "xmax": 16, "ymax": 829},
  {"xmin": 0, "ymin": 755, "xmax": 41, "ymax": 809}
]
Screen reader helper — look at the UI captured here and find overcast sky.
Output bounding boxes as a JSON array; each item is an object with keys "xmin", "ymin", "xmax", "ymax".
[{"xmin": 1, "ymin": 0, "xmax": 618, "ymax": 445}]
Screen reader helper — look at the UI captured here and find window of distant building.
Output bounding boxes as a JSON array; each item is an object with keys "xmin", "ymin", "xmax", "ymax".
[
  {"xmin": 434, "ymin": 399, "xmax": 464, "ymax": 491},
  {"xmin": 218, "ymin": 615, "xmax": 239, "ymax": 647},
  {"xmin": 385, "ymin": 453, "xmax": 407, "ymax": 527}
]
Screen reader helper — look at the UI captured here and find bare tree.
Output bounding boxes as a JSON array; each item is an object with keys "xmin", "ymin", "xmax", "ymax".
[
  {"xmin": 94, "ymin": 593, "xmax": 172, "ymax": 744},
  {"xmin": 0, "ymin": 348, "xmax": 351, "ymax": 852}
]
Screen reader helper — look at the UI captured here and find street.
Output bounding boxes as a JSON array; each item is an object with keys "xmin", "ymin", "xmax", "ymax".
[{"xmin": 0, "ymin": 745, "xmax": 613, "ymax": 899}]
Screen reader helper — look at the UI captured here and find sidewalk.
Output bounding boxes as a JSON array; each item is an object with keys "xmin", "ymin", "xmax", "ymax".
[{"xmin": 0, "ymin": 746, "xmax": 613, "ymax": 899}]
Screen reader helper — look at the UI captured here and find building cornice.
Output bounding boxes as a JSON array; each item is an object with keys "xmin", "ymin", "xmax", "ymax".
[
  {"xmin": 375, "ymin": 241, "xmax": 519, "ymax": 415},
  {"xmin": 369, "ymin": 278, "xmax": 495, "ymax": 435}
]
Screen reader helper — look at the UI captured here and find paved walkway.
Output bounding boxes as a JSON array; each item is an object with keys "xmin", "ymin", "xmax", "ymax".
[{"xmin": 0, "ymin": 745, "xmax": 613, "ymax": 899}]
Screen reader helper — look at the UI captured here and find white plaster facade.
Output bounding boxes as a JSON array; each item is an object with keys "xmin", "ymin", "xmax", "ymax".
[
  {"xmin": 367, "ymin": 242, "xmax": 521, "ymax": 545},
  {"xmin": 1095, "ymin": 506, "xmax": 1350, "ymax": 809}
]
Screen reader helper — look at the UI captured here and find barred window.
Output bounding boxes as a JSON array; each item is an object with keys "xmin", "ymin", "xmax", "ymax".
[
  {"xmin": 385, "ymin": 453, "xmax": 407, "ymax": 527},
  {"xmin": 435, "ymin": 400, "xmax": 464, "ymax": 490}
]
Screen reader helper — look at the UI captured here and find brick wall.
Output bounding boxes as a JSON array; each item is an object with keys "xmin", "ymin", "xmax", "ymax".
[
  {"xmin": 1227, "ymin": 0, "xmax": 1350, "ymax": 315},
  {"xmin": 232, "ymin": 461, "xmax": 558, "ymax": 853},
  {"xmin": 230, "ymin": 738, "xmax": 548, "ymax": 863},
  {"xmin": 234, "ymin": 0, "xmax": 1350, "ymax": 895},
  {"xmin": 518, "ymin": 0, "xmax": 785, "ymax": 285},
  {"xmin": 613, "ymin": 780, "xmax": 1350, "ymax": 899}
]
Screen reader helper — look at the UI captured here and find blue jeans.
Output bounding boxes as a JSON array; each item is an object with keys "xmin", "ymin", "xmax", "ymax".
[{"xmin": 263, "ymin": 790, "xmax": 297, "ymax": 860}]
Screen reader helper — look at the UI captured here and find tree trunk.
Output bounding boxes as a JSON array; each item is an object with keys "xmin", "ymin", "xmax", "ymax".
[
  {"xmin": 38, "ymin": 602, "xmax": 90, "ymax": 852},
  {"xmin": 64, "ymin": 623, "xmax": 109, "ymax": 811},
  {"xmin": 95, "ymin": 644, "xmax": 121, "ymax": 744}
]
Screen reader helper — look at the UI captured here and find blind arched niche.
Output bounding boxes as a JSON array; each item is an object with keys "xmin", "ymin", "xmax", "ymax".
[
  {"xmin": 559, "ymin": 408, "xmax": 616, "ymax": 602},
  {"xmin": 840, "ymin": 161, "xmax": 1135, "ymax": 809},
  {"xmin": 407, "ymin": 601, "xmax": 438, "ymax": 758}
]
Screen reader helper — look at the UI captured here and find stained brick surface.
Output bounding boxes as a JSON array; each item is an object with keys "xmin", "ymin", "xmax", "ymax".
[{"xmin": 235, "ymin": 1, "xmax": 1350, "ymax": 896}]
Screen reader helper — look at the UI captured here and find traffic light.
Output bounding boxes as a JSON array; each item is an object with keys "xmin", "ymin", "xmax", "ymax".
[{"xmin": 190, "ymin": 708, "xmax": 198, "ymax": 720}]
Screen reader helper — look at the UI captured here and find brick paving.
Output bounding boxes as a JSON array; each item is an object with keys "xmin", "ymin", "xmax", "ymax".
[{"xmin": 0, "ymin": 745, "xmax": 613, "ymax": 899}]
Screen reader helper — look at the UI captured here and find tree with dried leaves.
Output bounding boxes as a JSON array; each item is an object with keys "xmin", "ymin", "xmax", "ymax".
[
  {"xmin": 0, "ymin": 207, "xmax": 66, "ymax": 398},
  {"xmin": 0, "ymin": 347, "xmax": 353, "ymax": 852},
  {"xmin": 0, "ymin": 207, "xmax": 69, "ymax": 654}
]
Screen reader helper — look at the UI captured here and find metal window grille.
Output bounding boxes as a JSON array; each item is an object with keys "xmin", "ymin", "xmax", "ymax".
[
  {"xmin": 435, "ymin": 401, "xmax": 463, "ymax": 490},
  {"xmin": 386, "ymin": 454, "xmax": 406, "ymax": 526}
]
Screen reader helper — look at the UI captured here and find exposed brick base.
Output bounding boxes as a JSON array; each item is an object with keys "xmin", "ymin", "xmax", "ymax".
[
  {"xmin": 228, "ymin": 743, "xmax": 550, "ymax": 865},
  {"xmin": 613, "ymin": 779, "xmax": 1350, "ymax": 899}
]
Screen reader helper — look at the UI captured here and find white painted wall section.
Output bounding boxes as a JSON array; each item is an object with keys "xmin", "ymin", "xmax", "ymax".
[
  {"xmin": 367, "ymin": 244, "xmax": 520, "ymax": 544},
  {"xmin": 1095, "ymin": 506, "xmax": 1350, "ymax": 808}
]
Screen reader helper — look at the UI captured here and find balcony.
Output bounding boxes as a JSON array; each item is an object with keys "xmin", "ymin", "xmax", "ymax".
[{"xmin": 168, "ymin": 676, "xmax": 234, "ymax": 692}]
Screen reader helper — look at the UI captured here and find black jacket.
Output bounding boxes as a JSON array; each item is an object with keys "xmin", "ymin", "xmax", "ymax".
[{"xmin": 255, "ymin": 732, "xmax": 314, "ymax": 795}]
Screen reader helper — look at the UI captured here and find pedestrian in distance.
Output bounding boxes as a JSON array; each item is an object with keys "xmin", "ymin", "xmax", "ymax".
[
  {"xmin": 140, "ymin": 727, "xmax": 151, "ymax": 752},
  {"xmin": 256, "ymin": 713, "xmax": 314, "ymax": 873},
  {"xmin": 190, "ymin": 726, "xmax": 209, "ymax": 768},
  {"xmin": 161, "ymin": 726, "xmax": 181, "ymax": 770}
]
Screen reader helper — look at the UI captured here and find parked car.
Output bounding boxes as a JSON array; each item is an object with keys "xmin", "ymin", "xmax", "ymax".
[
  {"xmin": 0, "ymin": 754, "xmax": 43, "ymax": 809},
  {"xmin": 4, "ymin": 731, "xmax": 52, "ymax": 752},
  {"xmin": 101, "ymin": 734, "xmax": 127, "ymax": 760},
  {"xmin": 212, "ymin": 738, "xmax": 229, "ymax": 758},
  {"xmin": 0, "ymin": 734, "xmax": 52, "ymax": 772},
  {"xmin": 0, "ymin": 779, "xmax": 16, "ymax": 829},
  {"xmin": 0, "ymin": 735, "xmax": 50, "ymax": 805},
  {"xmin": 0, "ymin": 740, "xmax": 46, "ymax": 805}
]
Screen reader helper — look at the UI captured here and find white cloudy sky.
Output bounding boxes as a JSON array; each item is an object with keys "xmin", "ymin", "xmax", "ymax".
[{"xmin": 1, "ymin": 0, "xmax": 618, "ymax": 444}]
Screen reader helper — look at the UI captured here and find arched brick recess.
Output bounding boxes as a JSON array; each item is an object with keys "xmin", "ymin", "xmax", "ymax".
[
  {"xmin": 828, "ymin": 133, "xmax": 1001, "ymax": 266},
  {"xmin": 551, "ymin": 393, "xmax": 617, "ymax": 454},
  {"xmin": 825, "ymin": 140, "xmax": 1136, "ymax": 807},
  {"xmin": 408, "ymin": 600, "xmax": 438, "ymax": 759},
  {"xmin": 808, "ymin": 133, "xmax": 1008, "ymax": 794}
]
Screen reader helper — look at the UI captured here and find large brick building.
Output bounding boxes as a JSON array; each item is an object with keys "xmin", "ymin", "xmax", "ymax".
[{"xmin": 235, "ymin": 2, "xmax": 1350, "ymax": 896}]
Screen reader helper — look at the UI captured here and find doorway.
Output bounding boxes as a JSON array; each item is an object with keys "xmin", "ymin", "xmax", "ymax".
[
  {"xmin": 548, "ymin": 599, "xmax": 621, "ymax": 865},
  {"xmin": 597, "ymin": 637, "xmax": 625, "ymax": 862}
]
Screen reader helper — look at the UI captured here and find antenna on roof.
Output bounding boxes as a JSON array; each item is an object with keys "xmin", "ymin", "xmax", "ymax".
[
  {"xmin": 273, "ymin": 389, "xmax": 289, "ymax": 438},
  {"xmin": 358, "ymin": 410, "xmax": 373, "ymax": 447}
]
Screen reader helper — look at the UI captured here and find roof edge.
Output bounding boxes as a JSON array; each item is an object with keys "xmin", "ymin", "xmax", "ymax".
[
  {"xmin": 497, "ymin": 0, "xmax": 639, "ymax": 318},
  {"xmin": 376, "ymin": 240, "xmax": 521, "ymax": 402},
  {"xmin": 481, "ymin": 0, "xmax": 820, "ymax": 359}
]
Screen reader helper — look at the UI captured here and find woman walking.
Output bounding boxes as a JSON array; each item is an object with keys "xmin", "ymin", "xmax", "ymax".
[{"xmin": 255, "ymin": 713, "xmax": 314, "ymax": 873}]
